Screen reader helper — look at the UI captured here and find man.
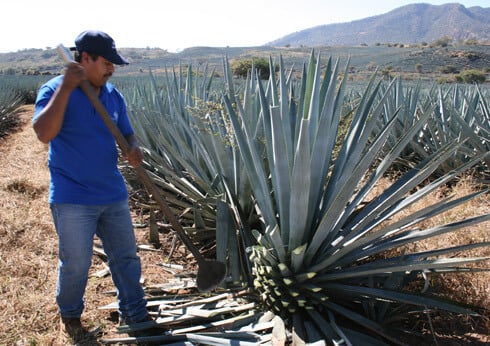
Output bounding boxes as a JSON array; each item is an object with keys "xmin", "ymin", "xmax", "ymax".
[{"xmin": 33, "ymin": 30, "xmax": 156, "ymax": 342}]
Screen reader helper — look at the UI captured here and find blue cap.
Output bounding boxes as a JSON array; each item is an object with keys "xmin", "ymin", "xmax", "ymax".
[{"xmin": 74, "ymin": 30, "xmax": 129, "ymax": 65}]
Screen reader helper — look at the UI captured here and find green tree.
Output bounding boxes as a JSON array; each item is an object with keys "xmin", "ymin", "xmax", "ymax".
[{"xmin": 231, "ymin": 57, "xmax": 275, "ymax": 79}]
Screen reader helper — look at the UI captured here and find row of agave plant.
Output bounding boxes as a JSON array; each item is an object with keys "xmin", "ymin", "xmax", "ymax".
[
  {"xmin": 121, "ymin": 52, "xmax": 489, "ymax": 344},
  {"xmin": 372, "ymin": 79, "xmax": 490, "ymax": 179},
  {"xmin": 0, "ymin": 88, "xmax": 25, "ymax": 138}
]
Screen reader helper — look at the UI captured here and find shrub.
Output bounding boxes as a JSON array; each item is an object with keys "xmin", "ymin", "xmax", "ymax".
[
  {"xmin": 231, "ymin": 57, "xmax": 276, "ymax": 79},
  {"xmin": 437, "ymin": 76, "xmax": 454, "ymax": 84},
  {"xmin": 440, "ymin": 65, "xmax": 458, "ymax": 74},
  {"xmin": 464, "ymin": 38, "xmax": 479, "ymax": 45},
  {"xmin": 455, "ymin": 69, "xmax": 486, "ymax": 84},
  {"xmin": 431, "ymin": 36, "xmax": 452, "ymax": 47}
]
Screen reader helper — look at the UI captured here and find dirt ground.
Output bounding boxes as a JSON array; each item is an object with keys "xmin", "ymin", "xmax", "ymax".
[{"xmin": 0, "ymin": 105, "xmax": 489, "ymax": 345}]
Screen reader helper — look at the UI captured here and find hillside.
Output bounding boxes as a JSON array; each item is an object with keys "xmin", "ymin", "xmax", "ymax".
[
  {"xmin": 1, "ymin": 44, "xmax": 490, "ymax": 81},
  {"xmin": 1, "ymin": 3, "xmax": 490, "ymax": 79},
  {"xmin": 268, "ymin": 3, "xmax": 490, "ymax": 47}
]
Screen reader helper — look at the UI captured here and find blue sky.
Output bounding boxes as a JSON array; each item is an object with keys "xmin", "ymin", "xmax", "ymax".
[{"xmin": 2, "ymin": 0, "xmax": 488, "ymax": 53}]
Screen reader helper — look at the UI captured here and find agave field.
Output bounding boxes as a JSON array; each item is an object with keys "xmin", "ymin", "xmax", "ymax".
[
  {"xmin": 111, "ymin": 52, "xmax": 490, "ymax": 344},
  {"xmin": 1, "ymin": 52, "xmax": 489, "ymax": 344}
]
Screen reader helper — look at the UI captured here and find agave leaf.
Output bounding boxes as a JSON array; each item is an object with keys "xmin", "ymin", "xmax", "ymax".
[
  {"xmin": 335, "ymin": 101, "xmax": 433, "ymax": 232},
  {"xmin": 316, "ymin": 257, "xmax": 489, "ymax": 281},
  {"xmin": 322, "ymin": 189, "xmax": 489, "ymax": 270},
  {"xmin": 301, "ymin": 50, "xmax": 318, "ymax": 121},
  {"xmin": 323, "ymin": 283, "xmax": 478, "ymax": 315},
  {"xmin": 322, "ymin": 301, "xmax": 395, "ymax": 345},
  {"xmin": 305, "ymin": 309, "xmax": 341, "ymax": 342},
  {"xmin": 305, "ymin": 95, "xmax": 399, "ymax": 263},
  {"xmin": 291, "ymin": 243, "xmax": 308, "ymax": 273},
  {"xmin": 215, "ymin": 202, "xmax": 230, "ymax": 262},
  {"xmin": 306, "ymin": 58, "xmax": 345, "ymax": 236},
  {"xmin": 266, "ymin": 225, "xmax": 286, "ymax": 263},
  {"xmin": 339, "ymin": 213, "xmax": 490, "ymax": 266},
  {"xmin": 334, "ymin": 242, "xmax": 490, "ymax": 277},
  {"xmin": 268, "ymin": 99, "xmax": 292, "ymax": 243},
  {"xmin": 223, "ymin": 95, "xmax": 277, "ymax": 228},
  {"xmin": 289, "ymin": 116, "xmax": 312, "ymax": 251},
  {"xmin": 278, "ymin": 55, "xmax": 295, "ymax": 162},
  {"xmin": 329, "ymin": 150, "xmax": 483, "ymax": 253}
]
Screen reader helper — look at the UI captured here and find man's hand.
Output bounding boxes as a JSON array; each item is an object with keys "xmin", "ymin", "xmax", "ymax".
[
  {"xmin": 124, "ymin": 146, "xmax": 143, "ymax": 167},
  {"xmin": 62, "ymin": 62, "xmax": 86, "ymax": 92},
  {"xmin": 124, "ymin": 135, "xmax": 143, "ymax": 167}
]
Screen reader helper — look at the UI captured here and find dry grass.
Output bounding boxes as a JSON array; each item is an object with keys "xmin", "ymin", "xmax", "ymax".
[
  {"xmin": 0, "ymin": 106, "xmax": 488, "ymax": 345},
  {"xmin": 368, "ymin": 175, "xmax": 490, "ymax": 345}
]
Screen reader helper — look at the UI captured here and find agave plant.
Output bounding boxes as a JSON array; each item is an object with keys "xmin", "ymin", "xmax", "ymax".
[
  {"xmin": 122, "ymin": 67, "xmax": 219, "ymax": 228},
  {"xmin": 220, "ymin": 52, "xmax": 489, "ymax": 344},
  {"xmin": 124, "ymin": 63, "xmax": 257, "ymax": 282},
  {"xmin": 124, "ymin": 51, "xmax": 489, "ymax": 344}
]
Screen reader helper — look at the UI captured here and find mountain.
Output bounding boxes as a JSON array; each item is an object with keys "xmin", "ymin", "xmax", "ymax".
[{"xmin": 267, "ymin": 3, "xmax": 490, "ymax": 47}]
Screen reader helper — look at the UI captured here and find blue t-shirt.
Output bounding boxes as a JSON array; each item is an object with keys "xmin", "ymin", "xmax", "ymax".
[{"xmin": 34, "ymin": 76, "xmax": 134, "ymax": 205}]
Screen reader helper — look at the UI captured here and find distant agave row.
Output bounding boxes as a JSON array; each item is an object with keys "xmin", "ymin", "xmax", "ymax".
[
  {"xmin": 373, "ymin": 80, "xmax": 490, "ymax": 180},
  {"xmin": 123, "ymin": 52, "xmax": 489, "ymax": 344}
]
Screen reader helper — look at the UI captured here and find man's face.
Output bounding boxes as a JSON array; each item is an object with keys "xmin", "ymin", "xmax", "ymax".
[{"xmin": 81, "ymin": 52, "xmax": 115, "ymax": 88}]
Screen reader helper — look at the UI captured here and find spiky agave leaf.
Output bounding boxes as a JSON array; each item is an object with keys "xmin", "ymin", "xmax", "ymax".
[
  {"xmin": 126, "ymin": 68, "xmax": 220, "ymax": 219},
  {"xmin": 126, "ymin": 65, "xmax": 256, "ymax": 281},
  {"xmin": 224, "ymin": 51, "xmax": 490, "ymax": 344}
]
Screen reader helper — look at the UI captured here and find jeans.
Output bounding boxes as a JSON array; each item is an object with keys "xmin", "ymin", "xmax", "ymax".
[{"xmin": 50, "ymin": 200, "xmax": 147, "ymax": 323}]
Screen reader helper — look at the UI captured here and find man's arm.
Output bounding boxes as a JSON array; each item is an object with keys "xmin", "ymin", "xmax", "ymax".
[{"xmin": 33, "ymin": 63, "xmax": 85, "ymax": 143}]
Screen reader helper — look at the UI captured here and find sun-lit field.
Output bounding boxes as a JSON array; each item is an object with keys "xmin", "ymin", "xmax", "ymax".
[
  {"xmin": 1, "ymin": 39, "xmax": 490, "ymax": 344},
  {"xmin": 1, "ymin": 106, "xmax": 488, "ymax": 345}
]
